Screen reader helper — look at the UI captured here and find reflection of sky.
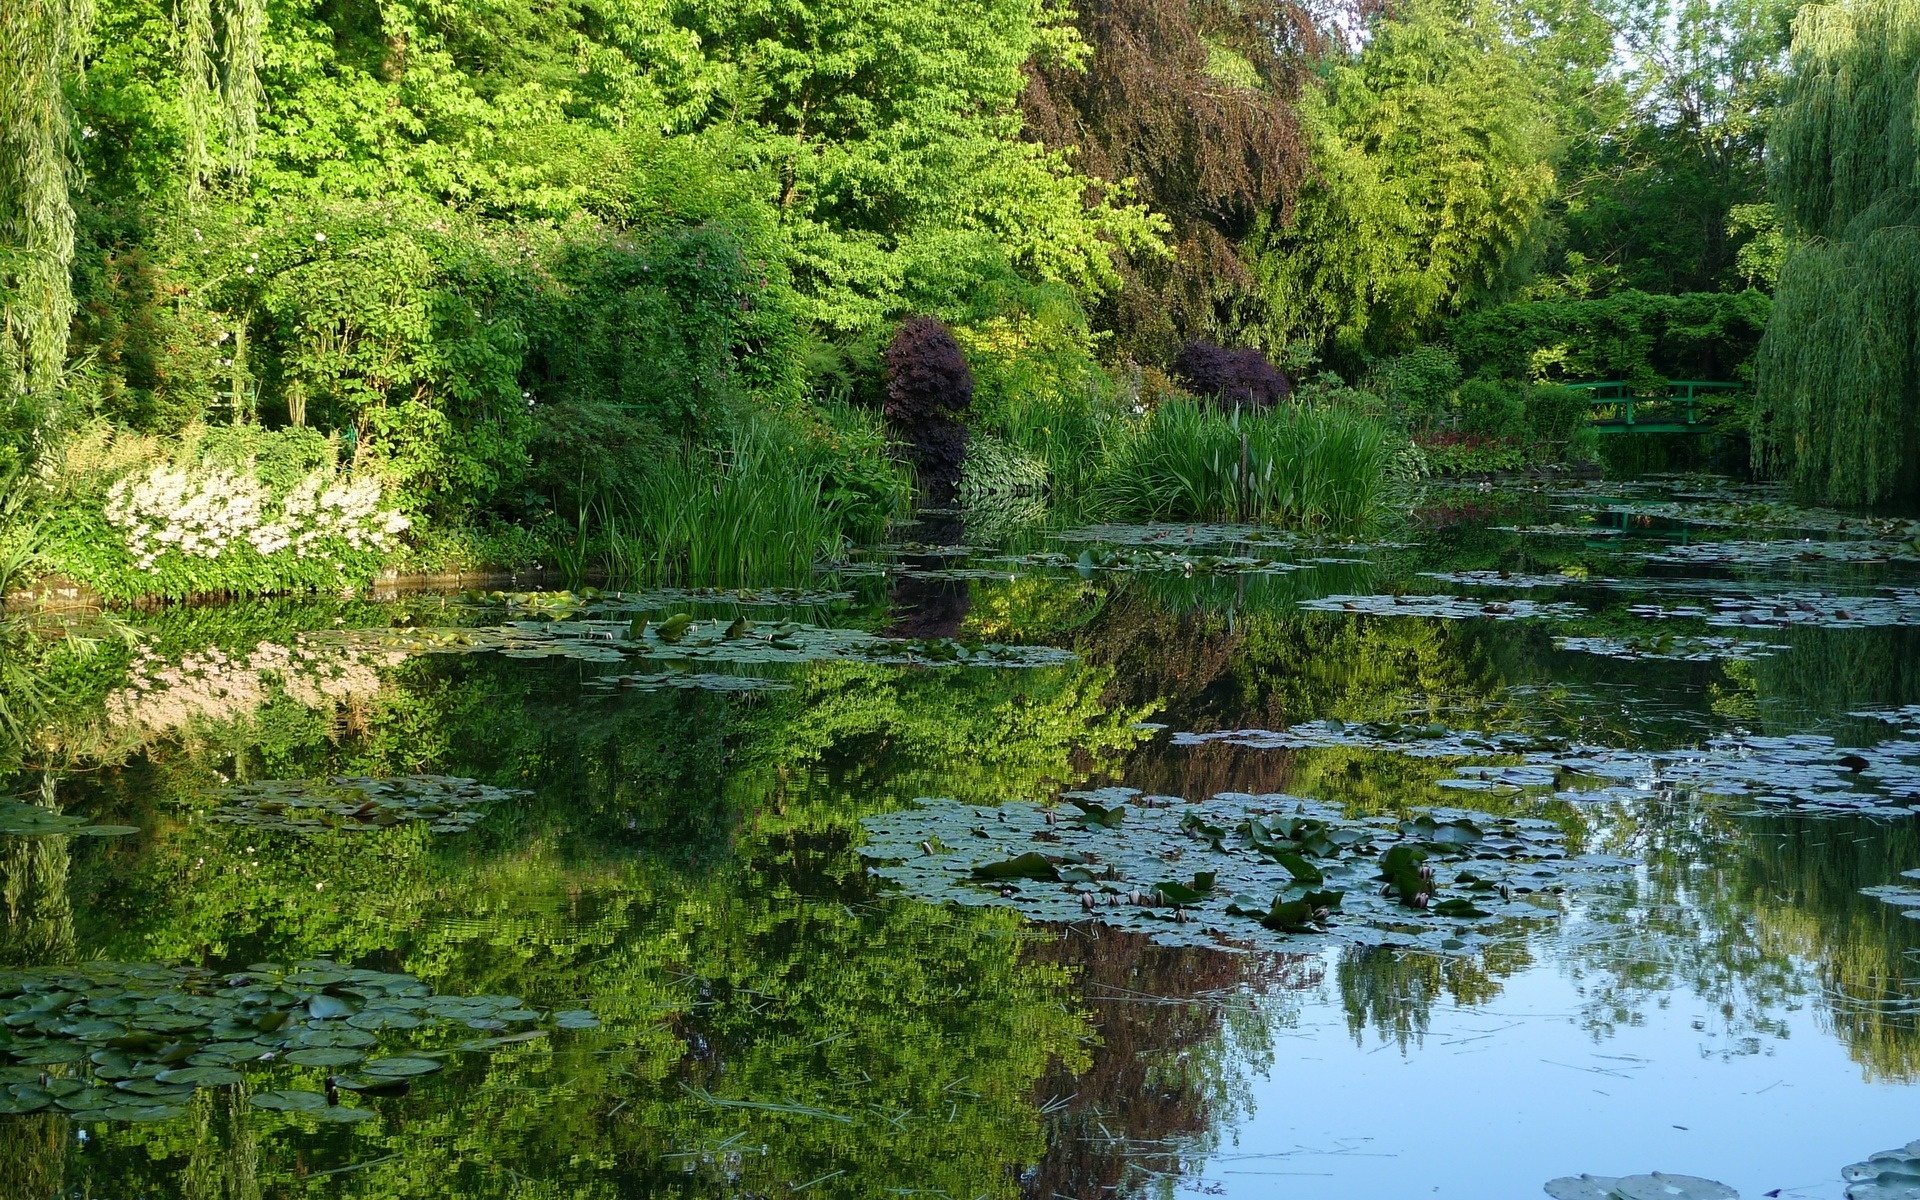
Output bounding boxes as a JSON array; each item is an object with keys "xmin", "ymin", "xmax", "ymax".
[{"xmin": 1191, "ymin": 945, "xmax": 1917, "ymax": 1199}]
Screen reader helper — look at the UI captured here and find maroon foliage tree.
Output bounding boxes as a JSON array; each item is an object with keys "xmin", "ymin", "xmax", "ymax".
[
  {"xmin": 884, "ymin": 317, "xmax": 974, "ymax": 504},
  {"xmin": 1171, "ymin": 339, "xmax": 1291, "ymax": 409}
]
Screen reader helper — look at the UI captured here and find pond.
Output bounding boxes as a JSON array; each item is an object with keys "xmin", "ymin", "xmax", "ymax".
[{"xmin": 5, "ymin": 474, "xmax": 1920, "ymax": 1200}]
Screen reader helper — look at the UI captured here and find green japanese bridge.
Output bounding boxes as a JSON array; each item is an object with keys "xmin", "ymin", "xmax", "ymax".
[{"xmin": 1565, "ymin": 380, "xmax": 1746, "ymax": 433}]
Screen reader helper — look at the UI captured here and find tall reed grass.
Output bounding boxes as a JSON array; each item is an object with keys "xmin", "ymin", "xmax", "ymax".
[
  {"xmin": 1096, "ymin": 399, "xmax": 1393, "ymax": 529},
  {"xmin": 605, "ymin": 421, "xmax": 844, "ymax": 586}
]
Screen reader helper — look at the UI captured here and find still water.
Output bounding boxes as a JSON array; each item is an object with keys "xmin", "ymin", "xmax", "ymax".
[{"xmin": 4, "ymin": 476, "xmax": 1920, "ymax": 1199}]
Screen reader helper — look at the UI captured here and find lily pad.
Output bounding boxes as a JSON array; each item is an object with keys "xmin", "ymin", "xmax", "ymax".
[
  {"xmin": 0, "ymin": 799, "xmax": 138, "ymax": 839},
  {"xmin": 358, "ymin": 1056, "xmax": 443, "ymax": 1078},
  {"xmin": 1301, "ymin": 594, "xmax": 1588, "ymax": 622},
  {"xmin": 0, "ymin": 960, "xmax": 594, "ymax": 1122},
  {"xmin": 860, "ymin": 789, "xmax": 1621, "ymax": 954},
  {"xmin": 250, "ymin": 1088, "xmax": 330, "ymax": 1111},
  {"xmin": 207, "ymin": 774, "xmax": 529, "ymax": 835}
]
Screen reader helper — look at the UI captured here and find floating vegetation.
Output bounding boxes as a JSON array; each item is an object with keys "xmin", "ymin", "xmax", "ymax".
[
  {"xmin": 1052, "ymin": 522, "xmax": 1300, "ymax": 547},
  {"xmin": 1642, "ymin": 538, "xmax": 1920, "ymax": 567},
  {"xmin": 1842, "ymin": 1138, "xmax": 1920, "ymax": 1199},
  {"xmin": 1573, "ymin": 497, "xmax": 1920, "ymax": 540},
  {"xmin": 1003, "ymin": 549, "xmax": 1301, "ymax": 575},
  {"xmin": 206, "ymin": 775, "xmax": 527, "ymax": 834},
  {"xmin": 583, "ymin": 672, "xmax": 792, "ymax": 695},
  {"xmin": 1634, "ymin": 590, "xmax": 1920, "ymax": 630},
  {"xmin": 1543, "ymin": 1172, "xmax": 1737, "ymax": 1199},
  {"xmin": 472, "ymin": 587, "xmax": 855, "ymax": 617},
  {"xmin": 858, "ymin": 790, "xmax": 1631, "ymax": 953},
  {"xmin": 1494, "ymin": 524, "xmax": 1621, "ymax": 537},
  {"xmin": 1860, "ymin": 871, "xmax": 1920, "ymax": 921},
  {"xmin": 315, "ymin": 619, "xmax": 1074, "ymax": 669},
  {"xmin": 0, "ymin": 960, "xmax": 596, "ymax": 1121},
  {"xmin": 1177, "ymin": 720, "xmax": 1920, "ymax": 818},
  {"xmin": 1300, "ymin": 594, "xmax": 1588, "ymax": 621},
  {"xmin": 1552, "ymin": 634, "xmax": 1787, "ymax": 663},
  {"xmin": 1419, "ymin": 570, "xmax": 1597, "ymax": 589},
  {"xmin": 0, "ymin": 800, "xmax": 138, "ymax": 838}
]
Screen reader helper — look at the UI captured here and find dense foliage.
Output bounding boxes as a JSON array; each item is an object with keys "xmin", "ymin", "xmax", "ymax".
[
  {"xmin": 1, "ymin": 0, "xmax": 1895, "ymax": 601},
  {"xmin": 1753, "ymin": 0, "xmax": 1920, "ymax": 503}
]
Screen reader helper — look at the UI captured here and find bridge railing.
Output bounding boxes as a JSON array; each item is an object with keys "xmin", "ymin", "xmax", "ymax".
[{"xmin": 1562, "ymin": 379, "xmax": 1746, "ymax": 432}]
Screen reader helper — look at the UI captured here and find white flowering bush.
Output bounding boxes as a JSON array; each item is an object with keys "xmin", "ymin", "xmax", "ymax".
[{"xmin": 96, "ymin": 457, "xmax": 409, "ymax": 596}]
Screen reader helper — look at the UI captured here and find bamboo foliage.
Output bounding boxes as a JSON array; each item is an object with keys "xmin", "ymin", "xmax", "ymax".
[
  {"xmin": 1753, "ymin": 0, "xmax": 1920, "ymax": 503},
  {"xmin": 0, "ymin": 0, "xmax": 87, "ymax": 406}
]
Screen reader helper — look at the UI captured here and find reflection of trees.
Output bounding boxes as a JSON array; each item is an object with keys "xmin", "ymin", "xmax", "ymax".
[
  {"xmin": 1337, "ymin": 942, "xmax": 1530, "ymax": 1052},
  {"xmin": 2, "ymin": 773, "xmax": 75, "ymax": 967},
  {"xmin": 1079, "ymin": 591, "xmax": 1517, "ymax": 739},
  {"xmin": 1559, "ymin": 803, "xmax": 1920, "ymax": 1080},
  {"xmin": 27, "ymin": 631, "xmax": 1178, "ymax": 1196},
  {"xmin": 1021, "ymin": 932, "xmax": 1312, "ymax": 1200},
  {"xmin": 1736, "ymin": 814, "xmax": 1920, "ymax": 1081}
]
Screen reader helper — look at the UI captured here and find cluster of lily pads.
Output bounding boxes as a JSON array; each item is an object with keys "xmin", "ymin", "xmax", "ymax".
[
  {"xmin": 1860, "ymin": 869, "xmax": 1920, "ymax": 922},
  {"xmin": 583, "ymin": 671, "xmax": 793, "ymax": 695},
  {"xmin": 859, "ymin": 788, "xmax": 1632, "ymax": 953},
  {"xmin": 1619, "ymin": 591, "xmax": 1920, "ymax": 630},
  {"xmin": 1177, "ymin": 719, "xmax": 1920, "ymax": 818},
  {"xmin": 469, "ymin": 587, "xmax": 857, "ymax": 617},
  {"xmin": 1544, "ymin": 1173, "xmax": 1735, "ymax": 1199},
  {"xmin": 206, "ymin": 775, "xmax": 527, "ymax": 835},
  {"xmin": 1643, "ymin": 538, "xmax": 1920, "ymax": 567},
  {"xmin": 1300, "ymin": 594, "xmax": 1588, "ymax": 621},
  {"xmin": 1003, "ymin": 548, "xmax": 1302, "ymax": 576},
  {"xmin": 0, "ymin": 960, "xmax": 598, "ymax": 1122},
  {"xmin": 314, "ymin": 617, "xmax": 1074, "ymax": 670},
  {"xmin": 1552, "ymin": 634, "xmax": 1786, "ymax": 663},
  {"xmin": 1419, "ymin": 570, "xmax": 1598, "ymax": 589},
  {"xmin": 1842, "ymin": 1138, "xmax": 1920, "ymax": 1199},
  {"xmin": 1543, "ymin": 1138, "xmax": 1920, "ymax": 1200},
  {"xmin": 0, "ymin": 799, "xmax": 138, "ymax": 839}
]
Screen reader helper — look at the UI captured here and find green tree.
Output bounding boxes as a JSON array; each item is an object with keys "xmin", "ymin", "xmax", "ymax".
[
  {"xmin": 1252, "ymin": 0, "xmax": 1557, "ymax": 364},
  {"xmin": 1752, "ymin": 0, "xmax": 1920, "ymax": 503}
]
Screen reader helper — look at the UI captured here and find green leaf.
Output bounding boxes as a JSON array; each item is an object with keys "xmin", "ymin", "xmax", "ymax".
[{"xmin": 969, "ymin": 853, "xmax": 1060, "ymax": 882}]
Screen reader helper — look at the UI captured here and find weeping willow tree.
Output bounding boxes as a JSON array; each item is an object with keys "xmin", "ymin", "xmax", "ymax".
[
  {"xmin": 177, "ymin": 0, "xmax": 265, "ymax": 196},
  {"xmin": 0, "ymin": 0, "xmax": 88, "ymax": 410},
  {"xmin": 1753, "ymin": 0, "xmax": 1920, "ymax": 504}
]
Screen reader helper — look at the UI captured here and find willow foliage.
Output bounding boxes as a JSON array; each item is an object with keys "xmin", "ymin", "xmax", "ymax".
[
  {"xmin": 0, "ymin": 0, "xmax": 88, "ymax": 409},
  {"xmin": 1753, "ymin": 0, "xmax": 1920, "ymax": 503}
]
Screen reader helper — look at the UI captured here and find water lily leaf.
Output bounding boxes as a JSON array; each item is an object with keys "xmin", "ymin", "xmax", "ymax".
[
  {"xmin": 552, "ymin": 1011, "xmax": 600, "ymax": 1030},
  {"xmin": 1610, "ymin": 1174, "xmax": 1738, "ymax": 1200},
  {"xmin": 154, "ymin": 1066, "xmax": 243, "ymax": 1086},
  {"xmin": 285, "ymin": 1047, "xmax": 364, "ymax": 1067},
  {"xmin": 306, "ymin": 995, "xmax": 353, "ymax": 1021},
  {"xmin": 96, "ymin": 1103, "xmax": 185, "ymax": 1122},
  {"xmin": 306, "ymin": 1104, "xmax": 377, "ymax": 1123},
  {"xmin": 656, "ymin": 613, "xmax": 694, "ymax": 642},
  {"xmin": 1273, "ymin": 853, "xmax": 1324, "ymax": 886},
  {"xmin": 1544, "ymin": 1177, "xmax": 1625, "ymax": 1200},
  {"xmin": 970, "ymin": 853, "xmax": 1061, "ymax": 882},
  {"xmin": 358, "ymin": 1056, "xmax": 443, "ymax": 1078},
  {"xmin": 0, "ymin": 801, "xmax": 138, "ymax": 839},
  {"xmin": 250, "ymin": 1088, "xmax": 330, "ymax": 1111},
  {"xmin": 1069, "ymin": 799, "xmax": 1125, "ymax": 827}
]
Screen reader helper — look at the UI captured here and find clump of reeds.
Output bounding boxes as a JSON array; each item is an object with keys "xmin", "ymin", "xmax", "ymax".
[{"xmin": 1095, "ymin": 399, "xmax": 1391, "ymax": 528}]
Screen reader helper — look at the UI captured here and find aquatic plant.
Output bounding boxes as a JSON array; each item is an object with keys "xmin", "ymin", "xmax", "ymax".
[
  {"xmin": 859, "ymin": 789, "xmax": 1630, "ymax": 953},
  {"xmin": 206, "ymin": 775, "xmax": 527, "ymax": 835},
  {"xmin": 1542, "ymin": 1172, "xmax": 1735, "ymax": 1199},
  {"xmin": 1300, "ymin": 593, "xmax": 1587, "ymax": 621},
  {"xmin": 619, "ymin": 421, "xmax": 844, "ymax": 587},
  {"xmin": 1095, "ymin": 399, "xmax": 1393, "ymax": 528},
  {"xmin": 0, "ymin": 960, "xmax": 596, "ymax": 1121}
]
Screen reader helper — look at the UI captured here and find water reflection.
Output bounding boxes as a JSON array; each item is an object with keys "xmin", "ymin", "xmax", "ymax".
[{"xmin": 3, "ymin": 479, "xmax": 1920, "ymax": 1195}]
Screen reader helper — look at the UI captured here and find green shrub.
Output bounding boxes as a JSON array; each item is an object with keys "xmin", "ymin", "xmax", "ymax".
[
  {"xmin": 1096, "ymin": 399, "xmax": 1393, "ymax": 529},
  {"xmin": 1448, "ymin": 290, "xmax": 1771, "ymax": 387},
  {"xmin": 1369, "ymin": 345, "xmax": 1462, "ymax": 426},
  {"xmin": 1458, "ymin": 379, "xmax": 1525, "ymax": 439}
]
